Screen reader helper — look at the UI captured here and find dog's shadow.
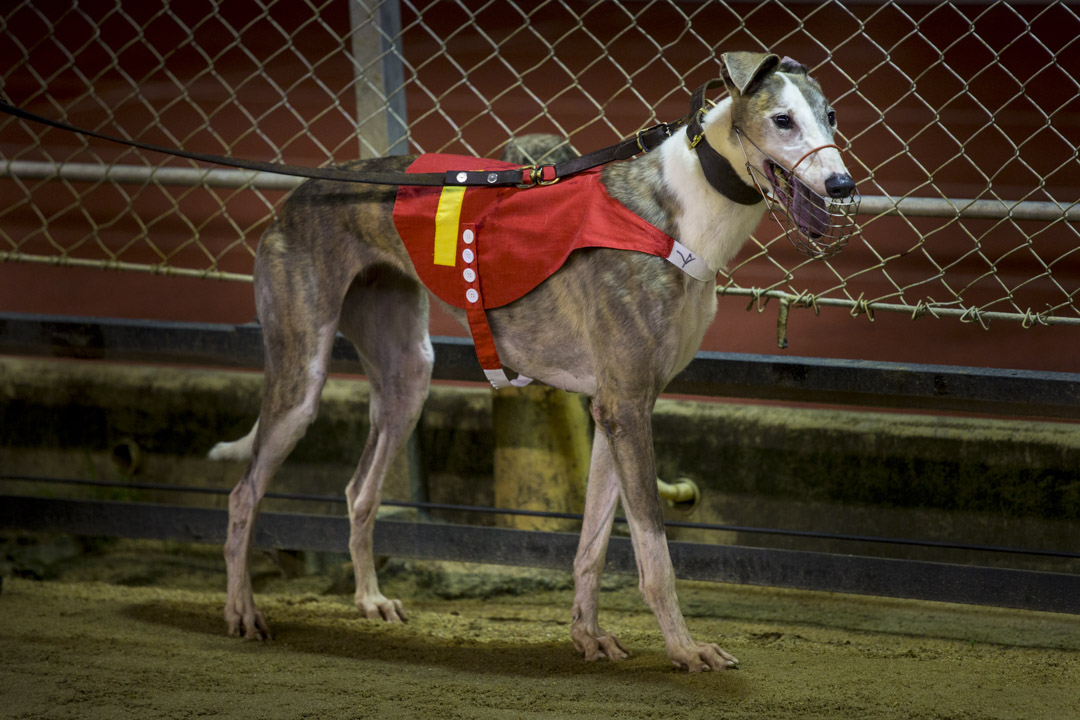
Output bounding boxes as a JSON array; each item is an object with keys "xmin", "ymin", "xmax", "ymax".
[{"xmin": 122, "ymin": 598, "xmax": 749, "ymax": 691}]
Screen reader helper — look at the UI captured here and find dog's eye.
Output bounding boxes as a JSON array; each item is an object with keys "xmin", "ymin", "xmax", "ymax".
[
  {"xmin": 827, "ymin": 110, "xmax": 836, "ymax": 126},
  {"xmin": 772, "ymin": 114, "xmax": 792, "ymax": 129}
]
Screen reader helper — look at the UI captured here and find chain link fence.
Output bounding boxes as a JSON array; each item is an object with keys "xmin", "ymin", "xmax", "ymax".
[{"xmin": 1, "ymin": 0, "xmax": 1078, "ymax": 328}]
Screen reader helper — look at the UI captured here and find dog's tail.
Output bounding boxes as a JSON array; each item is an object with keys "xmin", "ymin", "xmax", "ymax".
[{"xmin": 207, "ymin": 420, "xmax": 259, "ymax": 462}]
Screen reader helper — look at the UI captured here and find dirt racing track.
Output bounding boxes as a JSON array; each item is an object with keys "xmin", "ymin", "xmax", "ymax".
[{"xmin": 2, "ymin": 538, "xmax": 1079, "ymax": 719}]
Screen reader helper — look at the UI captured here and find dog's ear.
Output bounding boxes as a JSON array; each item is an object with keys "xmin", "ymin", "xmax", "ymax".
[
  {"xmin": 720, "ymin": 51, "xmax": 781, "ymax": 96},
  {"xmin": 778, "ymin": 56, "xmax": 808, "ymax": 75}
]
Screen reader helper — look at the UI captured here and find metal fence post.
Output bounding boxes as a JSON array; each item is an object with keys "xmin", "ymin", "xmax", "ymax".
[{"xmin": 349, "ymin": 0, "xmax": 408, "ymax": 158}]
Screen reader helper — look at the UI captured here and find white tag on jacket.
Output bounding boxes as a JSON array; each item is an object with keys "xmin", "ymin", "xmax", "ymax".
[{"xmin": 665, "ymin": 240, "xmax": 717, "ymax": 282}]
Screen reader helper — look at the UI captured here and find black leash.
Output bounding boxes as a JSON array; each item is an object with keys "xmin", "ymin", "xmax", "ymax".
[
  {"xmin": 0, "ymin": 99, "xmax": 675, "ymax": 189},
  {"xmin": 1, "ymin": 80, "xmax": 761, "ymax": 204},
  {"xmin": 0, "ymin": 100, "xmax": 446, "ymax": 187}
]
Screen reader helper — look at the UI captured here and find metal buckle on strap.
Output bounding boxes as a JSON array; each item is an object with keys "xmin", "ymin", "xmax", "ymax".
[
  {"xmin": 635, "ymin": 123, "xmax": 671, "ymax": 153},
  {"xmin": 517, "ymin": 164, "xmax": 559, "ymax": 188},
  {"xmin": 686, "ymin": 107, "xmax": 709, "ymax": 149}
]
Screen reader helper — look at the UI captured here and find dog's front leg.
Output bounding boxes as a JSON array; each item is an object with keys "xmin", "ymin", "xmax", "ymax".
[
  {"xmin": 571, "ymin": 426, "xmax": 629, "ymax": 661},
  {"xmin": 592, "ymin": 393, "xmax": 739, "ymax": 673}
]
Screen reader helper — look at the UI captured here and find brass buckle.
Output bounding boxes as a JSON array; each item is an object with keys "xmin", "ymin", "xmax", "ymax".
[
  {"xmin": 686, "ymin": 108, "xmax": 709, "ymax": 149},
  {"xmin": 517, "ymin": 164, "xmax": 559, "ymax": 188},
  {"xmin": 537, "ymin": 165, "xmax": 559, "ymax": 185},
  {"xmin": 635, "ymin": 123, "xmax": 670, "ymax": 154}
]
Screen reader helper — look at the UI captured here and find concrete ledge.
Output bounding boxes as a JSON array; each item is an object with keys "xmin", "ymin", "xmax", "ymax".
[{"xmin": 1, "ymin": 356, "xmax": 1078, "ymax": 572}]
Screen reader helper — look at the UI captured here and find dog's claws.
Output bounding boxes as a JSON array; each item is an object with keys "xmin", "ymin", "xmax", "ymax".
[
  {"xmin": 592, "ymin": 634, "xmax": 629, "ymax": 662},
  {"xmin": 225, "ymin": 602, "xmax": 272, "ymax": 641},
  {"xmin": 358, "ymin": 595, "xmax": 409, "ymax": 623},
  {"xmin": 228, "ymin": 623, "xmax": 271, "ymax": 642},
  {"xmin": 238, "ymin": 619, "xmax": 271, "ymax": 641},
  {"xmin": 572, "ymin": 626, "xmax": 629, "ymax": 662},
  {"xmin": 669, "ymin": 642, "xmax": 738, "ymax": 673}
]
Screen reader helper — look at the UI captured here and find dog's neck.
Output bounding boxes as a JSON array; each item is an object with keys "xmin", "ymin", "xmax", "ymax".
[
  {"xmin": 602, "ymin": 99, "xmax": 768, "ymax": 274},
  {"xmin": 659, "ymin": 99, "xmax": 768, "ymax": 271}
]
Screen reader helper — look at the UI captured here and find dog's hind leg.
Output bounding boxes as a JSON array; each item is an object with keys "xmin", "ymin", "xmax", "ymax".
[
  {"xmin": 338, "ymin": 267, "xmax": 434, "ymax": 622},
  {"xmin": 571, "ymin": 426, "xmax": 630, "ymax": 661},
  {"xmin": 223, "ymin": 232, "xmax": 346, "ymax": 640},
  {"xmin": 223, "ymin": 321, "xmax": 338, "ymax": 639}
]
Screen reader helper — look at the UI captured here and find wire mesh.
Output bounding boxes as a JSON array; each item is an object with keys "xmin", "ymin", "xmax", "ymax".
[{"xmin": 1, "ymin": 0, "xmax": 1077, "ymax": 326}]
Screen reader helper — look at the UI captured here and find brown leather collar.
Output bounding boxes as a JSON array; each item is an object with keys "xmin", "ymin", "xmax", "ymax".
[{"xmin": 684, "ymin": 80, "xmax": 764, "ymax": 206}]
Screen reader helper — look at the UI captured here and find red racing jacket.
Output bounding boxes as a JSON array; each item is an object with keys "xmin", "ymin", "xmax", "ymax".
[{"xmin": 392, "ymin": 153, "xmax": 716, "ymax": 388}]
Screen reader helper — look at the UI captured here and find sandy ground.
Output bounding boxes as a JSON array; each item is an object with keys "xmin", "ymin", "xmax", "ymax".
[{"xmin": 2, "ymin": 537, "xmax": 1079, "ymax": 719}]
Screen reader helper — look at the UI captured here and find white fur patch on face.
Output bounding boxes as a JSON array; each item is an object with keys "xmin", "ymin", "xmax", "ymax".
[
  {"xmin": 776, "ymin": 76, "xmax": 831, "ymax": 146},
  {"xmin": 771, "ymin": 75, "xmax": 846, "ymax": 186}
]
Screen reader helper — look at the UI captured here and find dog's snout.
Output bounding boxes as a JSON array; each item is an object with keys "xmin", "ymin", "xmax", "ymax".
[{"xmin": 825, "ymin": 173, "xmax": 856, "ymax": 199}]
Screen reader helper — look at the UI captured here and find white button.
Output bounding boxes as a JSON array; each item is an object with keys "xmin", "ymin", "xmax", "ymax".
[
  {"xmin": 466, "ymin": 288, "xmax": 479, "ymax": 304},
  {"xmin": 463, "ymin": 268, "xmax": 476, "ymax": 283},
  {"xmin": 462, "ymin": 248, "xmax": 474, "ymax": 264},
  {"xmin": 456, "ymin": 172, "xmax": 468, "ymax": 183},
  {"xmin": 462, "ymin": 228, "xmax": 474, "ymax": 244}
]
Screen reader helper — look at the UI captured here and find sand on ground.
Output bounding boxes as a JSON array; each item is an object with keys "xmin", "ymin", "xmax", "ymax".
[{"xmin": 1, "ymin": 537, "xmax": 1079, "ymax": 719}]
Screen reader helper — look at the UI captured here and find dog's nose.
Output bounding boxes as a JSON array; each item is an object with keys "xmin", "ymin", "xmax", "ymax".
[{"xmin": 825, "ymin": 173, "xmax": 856, "ymax": 199}]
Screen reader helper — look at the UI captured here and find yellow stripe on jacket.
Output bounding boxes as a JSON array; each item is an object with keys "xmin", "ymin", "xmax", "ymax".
[{"xmin": 433, "ymin": 186, "xmax": 466, "ymax": 266}]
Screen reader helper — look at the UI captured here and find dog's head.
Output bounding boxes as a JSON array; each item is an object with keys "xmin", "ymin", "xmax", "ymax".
[
  {"xmin": 718, "ymin": 51, "xmax": 859, "ymax": 255},
  {"xmin": 722, "ymin": 52, "xmax": 853, "ymax": 201}
]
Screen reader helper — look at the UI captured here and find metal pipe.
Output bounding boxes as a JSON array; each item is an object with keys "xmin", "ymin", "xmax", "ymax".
[
  {"xmin": 0, "ymin": 249, "xmax": 253, "ymax": 283},
  {"xmin": 858, "ymin": 194, "xmax": 1080, "ymax": 223},
  {"xmin": 3, "ymin": 159, "xmax": 1077, "ymax": 222},
  {"xmin": 656, "ymin": 477, "xmax": 699, "ymax": 510}
]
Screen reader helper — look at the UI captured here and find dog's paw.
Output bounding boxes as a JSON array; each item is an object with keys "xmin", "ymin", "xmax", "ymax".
[
  {"xmin": 224, "ymin": 601, "xmax": 271, "ymax": 641},
  {"xmin": 572, "ymin": 625, "xmax": 629, "ymax": 662},
  {"xmin": 356, "ymin": 593, "xmax": 408, "ymax": 623},
  {"xmin": 667, "ymin": 641, "xmax": 739, "ymax": 673}
]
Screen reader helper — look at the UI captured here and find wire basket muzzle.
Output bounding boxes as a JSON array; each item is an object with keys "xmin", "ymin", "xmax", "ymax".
[
  {"xmin": 747, "ymin": 160, "xmax": 861, "ymax": 259},
  {"xmin": 735, "ymin": 129, "xmax": 861, "ymax": 259}
]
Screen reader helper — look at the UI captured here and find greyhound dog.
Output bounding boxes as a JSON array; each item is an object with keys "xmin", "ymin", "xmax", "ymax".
[{"xmin": 208, "ymin": 51, "xmax": 857, "ymax": 672}]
